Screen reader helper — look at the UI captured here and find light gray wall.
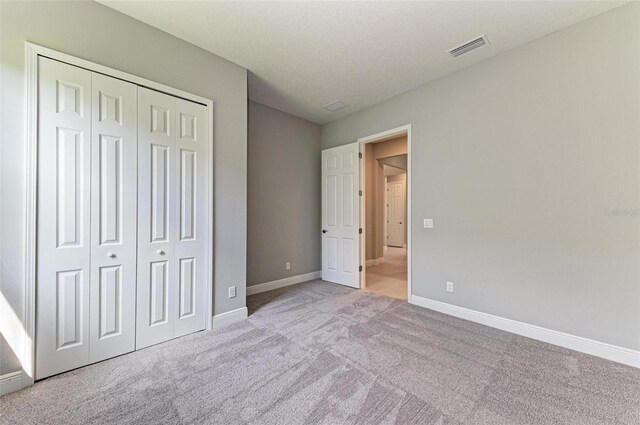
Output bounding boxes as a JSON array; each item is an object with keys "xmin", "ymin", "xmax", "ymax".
[
  {"xmin": 322, "ymin": 3, "xmax": 640, "ymax": 351},
  {"xmin": 0, "ymin": 0, "xmax": 247, "ymax": 375},
  {"xmin": 248, "ymin": 101, "xmax": 321, "ymax": 286}
]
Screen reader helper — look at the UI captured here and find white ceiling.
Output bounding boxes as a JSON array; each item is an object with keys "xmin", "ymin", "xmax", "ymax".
[{"xmin": 99, "ymin": 1, "xmax": 626, "ymax": 124}]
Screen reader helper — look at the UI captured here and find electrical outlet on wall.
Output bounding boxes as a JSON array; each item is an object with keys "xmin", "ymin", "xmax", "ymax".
[
  {"xmin": 228, "ymin": 286, "xmax": 237, "ymax": 298},
  {"xmin": 285, "ymin": 262, "xmax": 291, "ymax": 270},
  {"xmin": 446, "ymin": 281, "xmax": 454, "ymax": 293}
]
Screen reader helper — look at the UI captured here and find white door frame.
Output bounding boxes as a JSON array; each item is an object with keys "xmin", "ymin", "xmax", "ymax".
[
  {"xmin": 358, "ymin": 125, "xmax": 411, "ymax": 296},
  {"xmin": 22, "ymin": 43, "xmax": 214, "ymax": 388}
]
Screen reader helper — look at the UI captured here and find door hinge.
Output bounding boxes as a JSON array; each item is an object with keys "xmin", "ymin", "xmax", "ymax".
[
  {"xmin": 359, "ymin": 228, "xmax": 362, "ymax": 234},
  {"xmin": 359, "ymin": 152, "xmax": 363, "ymax": 159},
  {"xmin": 359, "ymin": 190, "xmax": 362, "ymax": 196},
  {"xmin": 359, "ymin": 265, "xmax": 363, "ymax": 272}
]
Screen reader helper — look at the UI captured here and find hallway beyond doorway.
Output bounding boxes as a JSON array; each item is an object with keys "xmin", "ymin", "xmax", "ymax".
[{"xmin": 365, "ymin": 247, "xmax": 407, "ymax": 300}]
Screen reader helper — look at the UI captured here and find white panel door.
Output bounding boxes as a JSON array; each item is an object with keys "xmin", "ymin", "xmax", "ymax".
[
  {"xmin": 321, "ymin": 143, "xmax": 360, "ymax": 288},
  {"xmin": 137, "ymin": 88, "xmax": 208, "ymax": 348},
  {"xmin": 37, "ymin": 58, "xmax": 92, "ymax": 379},
  {"xmin": 387, "ymin": 181, "xmax": 405, "ymax": 247},
  {"xmin": 173, "ymin": 99, "xmax": 208, "ymax": 337},
  {"xmin": 89, "ymin": 73, "xmax": 138, "ymax": 362},
  {"xmin": 137, "ymin": 87, "xmax": 177, "ymax": 349}
]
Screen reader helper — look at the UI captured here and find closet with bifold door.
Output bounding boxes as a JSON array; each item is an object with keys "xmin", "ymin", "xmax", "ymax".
[{"xmin": 36, "ymin": 56, "xmax": 209, "ymax": 380}]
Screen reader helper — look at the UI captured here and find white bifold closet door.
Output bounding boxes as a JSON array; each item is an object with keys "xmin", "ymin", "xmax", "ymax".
[
  {"xmin": 36, "ymin": 58, "xmax": 137, "ymax": 379},
  {"xmin": 136, "ymin": 87, "xmax": 208, "ymax": 349},
  {"xmin": 89, "ymin": 73, "xmax": 138, "ymax": 363},
  {"xmin": 36, "ymin": 57, "xmax": 208, "ymax": 379}
]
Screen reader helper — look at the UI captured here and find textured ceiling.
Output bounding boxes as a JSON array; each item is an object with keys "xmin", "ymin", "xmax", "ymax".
[{"xmin": 99, "ymin": 1, "xmax": 626, "ymax": 124}]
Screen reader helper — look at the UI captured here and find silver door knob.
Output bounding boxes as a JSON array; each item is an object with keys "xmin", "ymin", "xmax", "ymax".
[
  {"xmin": 108, "ymin": 252, "xmax": 116, "ymax": 258},
  {"xmin": 157, "ymin": 250, "xmax": 165, "ymax": 255}
]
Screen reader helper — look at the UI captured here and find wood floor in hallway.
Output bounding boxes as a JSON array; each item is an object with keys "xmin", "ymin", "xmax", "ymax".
[{"xmin": 365, "ymin": 246, "xmax": 407, "ymax": 300}]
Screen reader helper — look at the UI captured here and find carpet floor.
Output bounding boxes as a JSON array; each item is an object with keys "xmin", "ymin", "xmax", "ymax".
[{"xmin": 1, "ymin": 280, "xmax": 639, "ymax": 424}]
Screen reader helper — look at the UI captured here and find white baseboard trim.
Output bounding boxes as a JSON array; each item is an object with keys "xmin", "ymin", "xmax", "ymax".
[
  {"xmin": 365, "ymin": 257, "xmax": 384, "ymax": 267},
  {"xmin": 211, "ymin": 307, "xmax": 248, "ymax": 330},
  {"xmin": 247, "ymin": 271, "xmax": 321, "ymax": 295},
  {"xmin": 0, "ymin": 370, "xmax": 26, "ymax": 395},
  {"xmin": 410, "ymin": 295, "xmax": 640, "ymax": 368}
]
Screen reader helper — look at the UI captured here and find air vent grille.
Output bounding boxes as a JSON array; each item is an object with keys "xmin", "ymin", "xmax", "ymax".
[
  {"xmin": 324, "ymin": 100, "xmax": 346, "ymax": 112},
  {"xmin": 448, "ymin": 35, "xmax": 489, "ymax": 58}
]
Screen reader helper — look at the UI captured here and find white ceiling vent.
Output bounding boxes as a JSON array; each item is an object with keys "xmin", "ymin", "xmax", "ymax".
[
  {"xmin": 323, "ymin": 100, "xmax": 346, "ymax": 112},
  {"xmin": 448, "ymin": 35, "xmax": 490, "ymax": 58}
]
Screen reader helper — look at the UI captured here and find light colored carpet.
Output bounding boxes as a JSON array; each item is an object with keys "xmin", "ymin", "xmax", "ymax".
[{"xmin": 1, "ymin": 280, "xmax": 639, "ymax": 424}]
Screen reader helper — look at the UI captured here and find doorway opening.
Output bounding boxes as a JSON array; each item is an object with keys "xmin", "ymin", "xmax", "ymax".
[{"xmin": 359, "ymin": 126, "xmax": 410, "ymax": 300}]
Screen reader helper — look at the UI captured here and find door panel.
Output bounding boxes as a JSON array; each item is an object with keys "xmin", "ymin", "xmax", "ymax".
[
  {"xmin": 97, "ymin": 265, "xmax": 122, "ymax": 339},
  {"xmin": 178, "ymin": 258, "xmax": 196, "ymax": 318},
  {"xmin": 326, "ymin": 174, "xmax": 338, "ymax": 226},
  {"xmin": 137, "ymin": 88, "xmax": 177, "ymax": 349},
  {"xmin": 137, "ymin": 89, "xmax": 208, "ymax": 346},
  {"xmin": 37, "ymin": 58, "xmax": 92, "ymax": 379},
  {"xmin": 321, "ymin": 143, "xmax": 360, "ymax": 288},
  {"xmin": 56, "ymin": 269, "xmax": 84, "ymax": 349},
  {"xmin": 179, "ymin": 150, "xmax": 196, "ymax": 241},
  {"xmin": 89, "ymin": 72, "xmax": 137, "ymax": 363},
  {"xmin": 149, "ymin": 260, "xmax": 170, "ymax": 326},
  {"xmin": 56, "ymin": 128, "xmax": 84, "ymax": 247},
  {"xmin": 173, "ymin": 99, "xmax": 207, "ymax": 337},
  {"xmin": 342, "ymin": 173, "xmax": 355, "ymax": 226},
  {"xmin": 151, "ymin": 144, "xmax": 170, "ymax": 242},
  {"xmin": 97, "ymin": 135, "xmax": 121, "ymax": 244}
]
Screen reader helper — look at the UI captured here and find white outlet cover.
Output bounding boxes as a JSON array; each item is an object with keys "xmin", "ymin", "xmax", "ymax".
[
  {"xmin": 446, "ymin": 281, "xmax": 454, "ymax": 292},
  {"xmin": 285, "ymin": 262, "xmax": 291, "ymax": 270},
  {"xmin": 228, "ymin": 286, "xmax": 237, "ymax": 298},
  {"xmin": 424, "ymin": 219, "xmax": 434, "ymax": 229}
]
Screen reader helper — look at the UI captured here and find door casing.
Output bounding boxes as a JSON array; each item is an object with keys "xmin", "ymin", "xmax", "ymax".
[{"xmin": 357, "ymin": 125, "xmax": 412, "ymax": 294}]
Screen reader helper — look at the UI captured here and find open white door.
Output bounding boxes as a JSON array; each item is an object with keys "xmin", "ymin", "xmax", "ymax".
[{"xmin": 321, "ymin": 143, "xmax": 360, "ymax": 288}]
